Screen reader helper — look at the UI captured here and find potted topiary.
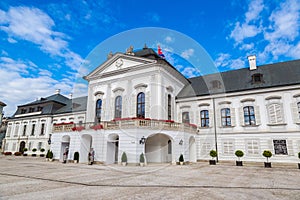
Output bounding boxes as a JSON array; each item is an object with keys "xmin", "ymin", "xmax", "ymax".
[
  {"xmin": 235, "ymin": 150, "xmax": 244, "ymax": 166},
  {"xmin": 23, "ymin": 148, "xmax": 28, "ymax": 156},
  {"xmin": 298, "ymin": 152, "xmax": 300, "ymax": 169},
  {"xmin": 32, "ymin": 148, "xmax": 37, "ymax": 157},
  {"xmin": 209, "ymin": 150, "xmax": 217, "ymax": 165},
  {"xmin": 262, "ymin": 150, "xmax": 272, "ymax": 168},
  {"xmin": 74, "ymin": 152, "xmax": 79, "ymax": 163},
  {"xmin": 40, "ymin": 148, "xmax": 45, "ymax": 157},
  {"xmin": 48, "ymin": 150, "xmax": 54, "ymax": 161},
  {"xmin": 139, "ymin": 153, "xmax": 145, "ymax": 166},
  {"xmin": 179, "ymin": 154, "xmax": 184, "ymax": 165},
  {"xmin": 121, "ymin": 152, "xmax": 127, "ymax": 166}
]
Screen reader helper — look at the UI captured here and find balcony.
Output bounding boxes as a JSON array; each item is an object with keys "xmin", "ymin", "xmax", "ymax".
[{"xmin": 52, "ymin": 119, "xmax": 198, "ymax": 134}]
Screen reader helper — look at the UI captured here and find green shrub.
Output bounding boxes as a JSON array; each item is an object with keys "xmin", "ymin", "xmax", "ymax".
[
  {"xmin": 23, "ymin": 148, "xmax": 28, "ymax": 152},
  {"xmin": 235, "ymin": 150, "xmax": 244, "ymax": 161},
  {"xmin": 179, "ymin": 154, "xmax": 184, "ymax": 162},
  {"xmin": 262, "ymin": 150, "xmax": 272, "ymax": 162},
  {"xmin": 48, "ymin": 150, "xmax": 53, "ymax": 159},
  {"xmin": 40, "ymin": 148, "xmax": 45, "ymax": 152},
  {"xmin": 121, "ymin": 152, "xmax": 127, "ymax": 163},
  {"xmin": 210, "ymin": 150, "xmax": 217, "ymax": 158},
  {"xmin": 139, "ymin": 153, "xmax": 145, "ymax": 163},
  {"xmin": 32, "ymin": 148, "xmax": 37, "ymax": 152},
  {"xmin": 74, "ymin": 152, "xmax": 79, "ymax": 162},
  {"xmin": 46, "ymin": 150, "xmax": 50, "ymax": 158}
]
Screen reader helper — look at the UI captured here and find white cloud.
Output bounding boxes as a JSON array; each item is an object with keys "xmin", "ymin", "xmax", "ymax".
[
  {"xmin": 245, "ymin": 0, "xmax": 264, "ymax": 23},
  {"xmin": 180, "ymin": 66, "xmax": 201, "ymax": 78},
  {"xmin": 164, "ymin": 36, "xmax": 174, "ymax": 43},
  {"xmin": 239, "ymin": 43, "xmax": 254, "ymax": 51},
  {"xmin": 0, "ymin": 6, "xmax": 83, "ymax": 70},
  {"xmin": 215, "ymin": 53, "xmax": 245, "ymax": 70},
  {"xmin": 7, "ymin": 37, "xmax": 17, "ymax": 43},
  {"xmin": 181, "ymin": 49, "xmax": 194, "ymax": 59}
]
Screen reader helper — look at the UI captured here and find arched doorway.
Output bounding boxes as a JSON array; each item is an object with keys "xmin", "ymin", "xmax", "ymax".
[
  {"xmin": 19, "ymin": 141, "xmax": 26, "ymax": 153},
  {"xmin": 145, "ymin": 133, "xmax": 172, "ymax": 163},
  {"xmin": 189, "ymin": 136, "xmax": 196, "ymax": 162},
  {"xmin": 80, "ymin": 134, "xmax": 92, "ymax": 163},
  {"xmin": 60, "ymin": 135, "xmax": 70, "ymax": 162},
  {"xmin": 106, "ymin": 134, "xmax": 119, "ymax": 164}
]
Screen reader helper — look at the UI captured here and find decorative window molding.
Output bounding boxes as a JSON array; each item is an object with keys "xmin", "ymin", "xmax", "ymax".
[
  {"xmin": 166, "ymin": 86, "xmax": 174, "ymax": 93},
  {"xmin": 293, "ymin": 94, "xmax": 300, "ymax": 98},
  {"xmin": 265, "ymin": 96, "xmax": 281, "ymax": 100},
  {"xmin": 218, "ymin": 101, "xmax": 231, "ymax": 105},
  {"xmin": 112, "ymin": 87, "xmax": 125, "ymax": 93},
  {"xmin": 180, "ymin": 105, "xmax": 191, "ymax": 109},
  {"xmin": 94, "ymin": 91, "xmax": 104, "ymax": 96},
  {"xmin": 134, "ymin": 83, "xmax": 148, "ymax": 89},
  {"xmin": 198, "ymin": 103, "xmax": 210, "ymax": 107},
  {"xmin": 241, "ymin": 98, "xmax": 255, "ymax": 103}
]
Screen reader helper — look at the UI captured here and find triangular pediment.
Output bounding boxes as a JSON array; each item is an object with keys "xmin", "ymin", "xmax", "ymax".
[{"xmin": 84, "ymin": 53, "xmax": 157, "ymax": 80}]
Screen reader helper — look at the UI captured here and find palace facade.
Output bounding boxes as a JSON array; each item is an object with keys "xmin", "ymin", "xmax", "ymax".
[{"xmin": 3, "ymin": 47, "xmax": 300, "ymax": 164}]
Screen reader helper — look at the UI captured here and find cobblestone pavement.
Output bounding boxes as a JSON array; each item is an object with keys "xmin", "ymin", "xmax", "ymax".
[{"xmin": 0, "ymin": 155, "xmax": 299, "ymax": 200}]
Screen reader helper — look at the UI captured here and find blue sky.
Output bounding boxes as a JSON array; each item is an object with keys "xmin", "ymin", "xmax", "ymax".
[{"xmin": 0, "ymin": 0, "xmax": 299, "ymax": 116}]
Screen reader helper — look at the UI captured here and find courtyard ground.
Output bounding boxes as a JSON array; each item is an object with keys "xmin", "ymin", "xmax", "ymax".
[{"xmin": 0, "ymin": 155, "xmax": 299, "ymax": 199}]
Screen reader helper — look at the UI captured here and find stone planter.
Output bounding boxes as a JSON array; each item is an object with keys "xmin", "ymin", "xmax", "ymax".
[
  {"xmin": 74, "ymin": 160, "xmax": 78, "ymax": 164},
  {"xmin": 236, "ymin": 161, "xmax": 243, "ymax": 166},
  {"xmin": 179, "ymin": 162, "xmax": 184, "ymax": 166},
  {"xmin": 264, "ymin": 162, "xmax": 272, "ymax": 168},
  {"xmin": 122, "ymin": 162, "xmax": 127, "ymax": 166},
  {"xmin": 140, "ymin": 163, "xmax": 144, "ymax": 167},
  {"xmin": 209, "ymin": 160, "xmax": 216, "ymax": 165}
]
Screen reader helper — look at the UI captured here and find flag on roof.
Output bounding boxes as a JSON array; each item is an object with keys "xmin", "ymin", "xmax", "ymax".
[{"xmin": 157, "ymin": 45, "xmax": 165, "ymax": 59}]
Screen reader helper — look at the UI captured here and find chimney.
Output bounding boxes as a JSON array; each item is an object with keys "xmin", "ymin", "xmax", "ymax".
[
  {"xmin": 55, "ymin": 89, "xmax": 61, "ymax": 94},
  {"xmin": 69, "ymin": 93, "xmax": 73, "ymax": 99},
  {"xmin": 248, "ymin": 55, "xmax": 257, "ymax": 70}
]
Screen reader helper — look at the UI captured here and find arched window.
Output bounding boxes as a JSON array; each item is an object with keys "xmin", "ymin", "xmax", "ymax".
[
  {"xmin": 221, "ymin": 108, "xmax": 231, "ymax": 126},
  {"xmin": 137, "ymin": 92, "xmax": 145, "ymax": 118},
  {"xmin": 200, "ymin": 110, "xmax": 209, "ymax": 127},
  {"xmin": 95, "ymin": 99, "xmax": 102, "ymax": 123},
  {"xmin": 114, "ymin": 96, "xmax": 122, "ymax": 119},
  {"xmin": 267, "ymin": 103, "xmax": 283, "ymax": 124},
  {"xmin": 182, "ymin": 112, "xmax": 190, "ymax": 123},
  {"xmin": 167, "ymin": 95, "xmax": 172, "ymax": 120},
  {"xmin": 168, "ymin": 140, "xmax": 172, "ymax": 154},
  {"xmin": 243, "ymin": 106, "xmax": 255, "ymax": 125}
]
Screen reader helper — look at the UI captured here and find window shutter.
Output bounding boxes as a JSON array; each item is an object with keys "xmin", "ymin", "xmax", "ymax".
[
  {"xmin": 216, "ymin": 108, "xmax": 221, "ymax": 128},
  {"xmin": 145, "ymin": 92, "xmax": 150, "ymax": 118},
  {"xmin": 290, "ymin": 103, "xmax": 300, "ymax": 123},
  {"xmin": 268, "ymin": 140, "xmax": 273, "ymax": 154},
  {"xmin": 268, "ymin": 104, "xmax": 276, "ymax": 124},
  {"xmin": 287, "ymin": 140, "xmax": 294, "ymax": 156},
  {"xmin": 231, "ymin": 108, "xmax": 236, "ymax": 127},
  {"xmin": 254, "ymin": 106, "xmax": 261, "ymax": 125},
  {"xmin": 209, "ymin": 109, "xmax": 214, "ymax": 128},
  {"xmin": 239, "ymin": 108, "xmax": 244, "ymax": 126}
]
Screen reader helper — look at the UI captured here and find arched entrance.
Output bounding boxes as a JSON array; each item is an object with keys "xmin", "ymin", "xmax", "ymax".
[
  {"xmin": 106, "ymin": 134, "xmax": 119, "ymax": 164},
  {"xmin": 60, "ymin": 135, "xmax": 70, "ymax": 162},
  {"xmin": 80, "ymin": 134, "xmax": 92, "ymax": 163},
  {"xmin": 145, "ymin": 133, "xmax": 172, "ymax": 163},
  {"xmin": 189, "ymin": 136, "xmax": 196, "ymax": 162},
  {"xmin": 19, "ymin": 141, "xmax": 26, "ymax": 153}
]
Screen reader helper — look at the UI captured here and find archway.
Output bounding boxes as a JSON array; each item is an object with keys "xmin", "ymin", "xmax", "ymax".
[
  {"xmin": 106, "ymin": 134, "xmax": 119, "ymax": 164},
  {"xmin": 145, "ymin": 133, "xmax": 172, "ymax": 163},
  {"xmin": 189, "ymin": 136, "xmax": 196, "ymax": 162},
  {"xmin": 80, "ymin": 134, "xmax": 92, "ymax": 163},
  {"xmin": 19, "ymin": 141, "xmax": 26, "ymax": 153},
  {"xmin": 60, "ymin": 135, "xmax": 70, "ymax": 162}
]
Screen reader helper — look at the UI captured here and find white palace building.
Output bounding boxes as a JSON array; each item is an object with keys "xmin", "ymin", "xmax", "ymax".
[{"xmin": 3, "ymin": 46, "xmax": 300, "ymax": 164}]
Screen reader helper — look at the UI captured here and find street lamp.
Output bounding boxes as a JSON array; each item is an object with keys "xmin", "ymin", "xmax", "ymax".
[
  {"xmin": 139, "ymin": 136, "xmax": 146, "ymax": 144},
  {"xmin": 48, "ymin": 134, "xmax": 52, "ymax": 145},
  {"xmin": 179, "ymin": 139, "xmax": 183, "ymax": 145}
]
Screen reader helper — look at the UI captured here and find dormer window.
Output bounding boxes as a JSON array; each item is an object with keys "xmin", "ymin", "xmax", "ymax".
[
  {"xmin": 37, "ymin": 106, "xmax": 43, "ymax": 112},
  {"xmin": 252, "ymin": 73, "xmax": 263, "ymax": 84},
  {"xmin": 211, "ymin": 80, "xmax": 221, "ymax": 89},
  {"xmin": 21, "ymin": 108, "xmax": 26, "ymax": 114},
  {"xmin": 29, "ymin": 107, "xmax": 35, "ymax": 113}
]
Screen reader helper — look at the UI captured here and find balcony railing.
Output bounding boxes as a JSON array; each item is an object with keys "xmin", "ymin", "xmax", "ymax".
[{"xmin": 52, "ymin": 119, "xmax": 198, "ymax": 134}]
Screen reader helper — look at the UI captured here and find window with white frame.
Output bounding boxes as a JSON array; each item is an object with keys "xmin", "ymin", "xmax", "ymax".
[
  {"xmin": 28, "ymin": 142, "xmax": 32, "ymax": 151},
  {"xmin": 31, "ymin": 124, "xmax": 35, "ymax": 136},
  {"xmin": 137, "ymin": 92, "xmax": 145, "ymax": 118},
  {"xmin": 14, "ymin": 124, "xmax": 19, "ymax": 137},
  {"xmin": 221, "ymin": 108, "xmax": 231, "ymax": 127},
  {"xmin": 95, "ymin": 99, "xmax": 102, "ymax": 123},
  {"xmin": 167, "ymin": 95, "xmax": 172, "ymax": 120},
  {"xmin": 222, "ymin": 140, "xmax": 234, "ymax": 155},
  {"xmin": 22, "ymin": 125, "xmax": 27, "ymax": 136},
  {"xmin": 201, "ymin": 142, "xmax": 211, "ymax": 156},
  {"xmin": 268, "ymin": 104, "xmax": 284, "ymax": 124},
  {"xmin": 200, "ymin": 110, "xmax": 209, "ymax": 127},
  {"xmin": 243, "ymin": 106, "xmax": 256, "ymax": 125},
  {"xmin": 38, "ymin": 142, "xmax": 42, "ymax": 150},
  {"xmin": 182, "ymin": 112, "xmax": 190, "ymax": 123},
  {"xmin": 114, "ymin": 96, "xmax": 122, "ymax": 119},
  {"xmin": 246, "ymin": 139, "xmax": 260, "ymax": 155},
  {"xmin": 40, "ymin": 123, "xmax": 45, "ymax": 135},
  {"xmin": 6, "ymin": 126, "xmax": 11, "ymax": 137}
]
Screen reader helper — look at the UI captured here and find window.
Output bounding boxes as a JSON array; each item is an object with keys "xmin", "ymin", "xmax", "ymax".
[
  {"xmin": 6, "ymin": 126, "xmax": 11, "ymax": 137},
  {"xmin": 200, "ymin": 142, "xmax": 211, "ymax": 156},
  {"xmin": 211, "ymin": 80, "xmax": 221, "ymax": 89},
  {"xmin": 297, "ymin": 102, "xmax": 300, "ymax": 119},
  {"xmin": 22, "ymin": 125, "xmax": 27, "ymax": 136},
  {"xmin": 246, "ymin": 140, "xmax": 259, "ymax": 155},
  {"xmin": 223, "ymin": 140, "xmax": 234, "ymax": 155},
  {"xmin": 29, "ymin": 107, "xmax": 35, "ymax": 113},
  {"xmin": 40, "ymin": 124, "xmax": 45, "ymax": 135},
  {"xmin": 200, "ymin": 110, "xmax": 209, "ymax": 127},
  {"xmin": 14, "ymin": 124, "xmax": 19, "ymax": 137},
  {"xmin": 21, "ymin": 108, "xmax": 26, "ymax": 114},
  {"xmin": 37, "ymin": 106, "xmax": 43, "ymax": 112},
  {"xmin": 221, "ymin": 108, "xmax": 231, "ymax": 126},
  {"xmin": 167, "ymin": 95, "xmax": 172, "ymax": 120},
  {"xmin": 273, "ymin": 140, "xmax": 288, "ymax": 155},
  {"xmin": 182, "ymin": 112, "xmax": 190, "ymax": 123},
  {"xmin": 114, "ymin": 96, "xmax": 122, "ymax": 118},
  {"xmin": 268, "ymin": 104, "xmax": 283, "ymax": 124},
  {"xmin": 251, "ymin": 73, "xmax": 263, "ymax": 84},
  {"xmin": 95, "ymin": 99, "xmax": 102, "ymax": 123},
  {"xmin": 38, "ymin": 142, "xmax": 42, "ymax": 150},
  {"xmin": 28, "ymin": 142, "xmax": 32, "ymax": 151},
  {"xmin": 31, "ymin": 124, "xmax": 35, "ymax": 136},
  {"xmin": 243, "ymin": 106, "xmax": 256, "ymax": 125},
  {"xmin": 137, "ymin": 92, "xmax": 145, "ymax": 118}
]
